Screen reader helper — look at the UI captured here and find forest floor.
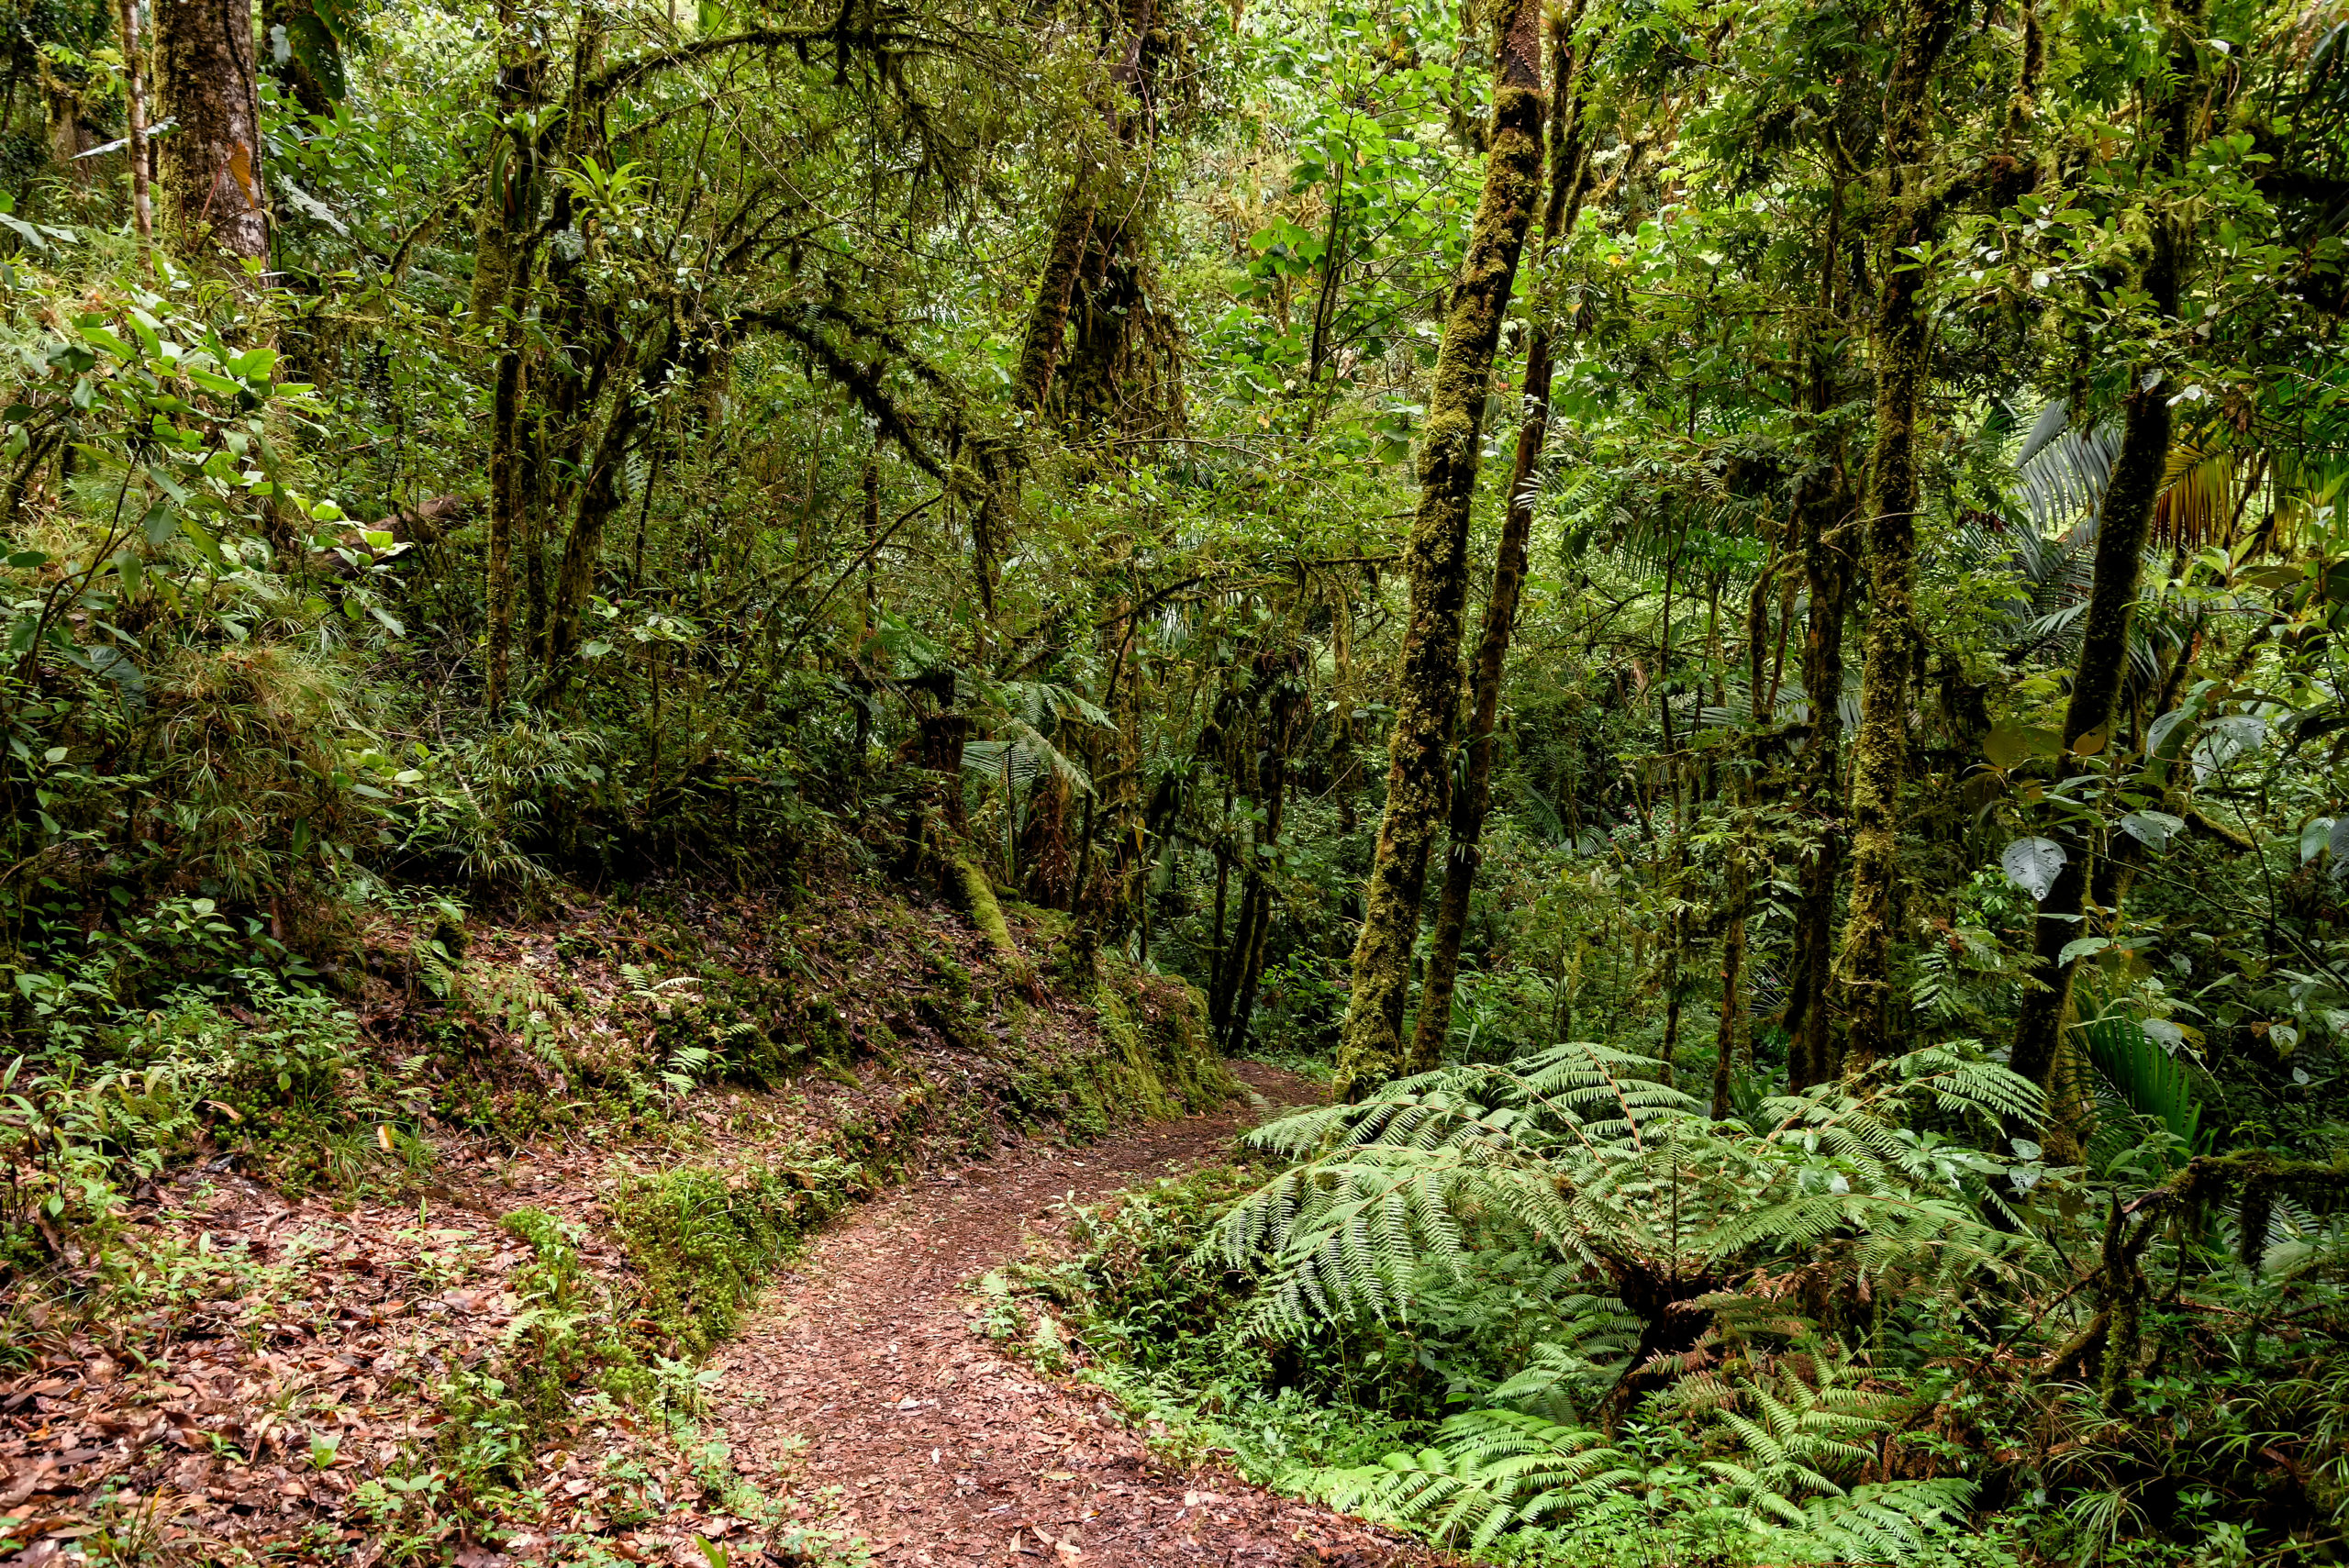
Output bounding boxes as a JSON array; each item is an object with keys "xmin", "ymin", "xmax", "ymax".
[
  {"xmin": 1, "ymin": 883, "xmax": 1401, "ymax": 1568},
  {"xmin": 709, "ymin": 1060, "xmax": 1427, "ymax": 1568}
]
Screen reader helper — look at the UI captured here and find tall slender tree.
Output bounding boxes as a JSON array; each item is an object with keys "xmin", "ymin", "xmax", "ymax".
[
  {"xmin": 1408, "ymin": 2, "xmax": 1595, "ymax": 1073},
  {"xmin": 1829, "ymin": 0, "xmax": 1964, "ymax": 1067},
  {"xmin": 155, "ymin": 0, "xmax": 269, "ymax": 261},
  {"xmin": 2008, "ymin": 0, "xmax": 2202, "ymax": 1120},
  {"xmin": 1333, "ymin": 0, "xmax": 1550, "ymax": 1099}
]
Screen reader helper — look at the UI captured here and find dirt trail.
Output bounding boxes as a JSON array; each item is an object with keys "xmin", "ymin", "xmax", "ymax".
[{"xmin": 707, "ymin": 1061, "xmax": 1420, "ymax": 1567}]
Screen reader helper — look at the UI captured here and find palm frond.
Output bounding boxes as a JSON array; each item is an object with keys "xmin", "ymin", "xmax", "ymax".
[{"xmin": 2080, "ymin": 1013, "xmax": 2211, "ymax": 1158}]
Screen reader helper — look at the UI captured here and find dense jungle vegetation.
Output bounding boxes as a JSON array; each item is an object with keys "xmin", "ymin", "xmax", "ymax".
[{"xmin": 3, "ymin": 0, "xmax": 2349, "ymax": 1559}]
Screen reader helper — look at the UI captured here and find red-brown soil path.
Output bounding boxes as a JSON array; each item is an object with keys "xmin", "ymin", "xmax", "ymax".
[{"xmin": 707, "ymin": 1061, "xmax": 1427, "ymax": 1567}]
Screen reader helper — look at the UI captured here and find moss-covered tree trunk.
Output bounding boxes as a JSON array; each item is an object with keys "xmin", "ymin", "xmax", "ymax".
[
  {"xmin": 154, "ymin": 0, "xmax": 268, "ymax": 261},
  {"xmin": 518, "ymin": 28, "xmax": 613, "ymax": 667},
  {"xmin": 2009, "ymin": 5, "xmax": 2198, "ymax": 1109},
  {"xmin": 466, "ymin": 6, "xmax": 545, "ymax": 329},
  {"xmin": 1013, "ymin": 192, "xmax": 1096, "ymax": 413},
  {"xmin": 1408, "ymin": 6, "xmax": 1593, "ymax": 1075},
  {"xmin": 1332, "ymin": 0, "xmax": 1549, "ymax": 1100},
  {"xmin": 485, "ymin": 337, "xmax": 529, "ymax": 712},
  {"xmin": 1785, "ymin": 470, "xmax": 1854, "ymax": 1087},
  {"xmin": 1045, "ymin": 0, "xmax": 1180, "ymax": 439},
  {"xmin": 1777, "ymin": 178, "xmax": 1856, "ymax": 1089},
  {"xmin": 474, "ymin": 10, "xmax": 547, "ymax": 712},
  {"xmin": 1828, "ymin": 0, "xmax": 1962, "ymax": 1068}
]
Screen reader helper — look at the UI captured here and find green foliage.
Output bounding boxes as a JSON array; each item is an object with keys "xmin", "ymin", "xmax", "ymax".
[
  {"xmin": 2081, "ymin": 1013, "xmax": 2213, "ymax": 1162},
  {"xmin": 1320, "ymin": 1379, "xmax": 1981, "ymax": 1565},
  {"xmin": 0, "ymin": 0, "xmax": 2343, "ymax": 1560},
  {"xmin": 1206, "ymin": 1042, "xmax": 2048, "ymax": 1340},
  {"xmin": 0, "ymin": 969, "xmax": 425, "ymax": 1273},
  {"xmin": 609, "ymin": 1158, "xmax": 855, "ymax": 1357}
]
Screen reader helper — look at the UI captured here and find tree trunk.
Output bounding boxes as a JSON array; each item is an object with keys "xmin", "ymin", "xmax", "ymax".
[
  {"xmin": 2009, "ymin": 7, "xmax": 2196, "ymax": 1112},
  {"xmin": 1055, "ymin": 0, "xmax": 1182, "ymax": 440},
  {"xmin": 1829, "ymin": 0, "xmax": 1962, "ymax": 1069},
  {"xmin": 1330, "ymin": 593, "xmax": 1358, "ymax": 836},
  {"xmin": 1784, "ymin": 471, "xmax": 1855, "ymax": 1087},
  {"xmin": 1223, "ymin": 662, "xmax": 1302, "ymax": 1051},
  {"xmin": 544, "ymin": 331, "xmax": 674, "ymax": 697},
  {"xmin": 45, "ymin": 82, "xmax": 87, "ymax": 175},
  {"xmin": 473, "ymin": 6, "xmax": 548, "ymax": 712},
  {"xmin": 1662, "ymin": 944, "xmax": 1684, "ymax": 1082},
  {"xmin": 1713, "ymin": 542, "xmax": 1776, "ymax": 1113},
  {"xmin": 1097, "ymin": 549, "xmax": 1143, "ymax": 926},
  {"xmin": 117, "ymin": 0, "xmax": 154, "ymax": 267},
  {"xmin": 467, "ymin": 3, "xmax": 547, "ymax": 327},
  {"xmin": 1714, "ymin": 836, "xmax": 1750, "ymax": 1118},
  {"xmin": 519, "ymin": 28, "xmax": 611, "ymax": 665},
  {"xmin": 484, "ymin": 338, "xmax": 527, "ymax": 711},
  {"xmin": 1408, "ymin": 4, "xmax": 1593, "ymax": 1075},
  {"xmin": 1332, "ymin": 0, "xmax": 1548, "ymax": 1101},
  {"xmin": 1013, "ymin": 190, "xmax": 1096, "ymax": 413},
  {"xmin": 155, "ymin": 0, "xmax": 268, "ymax": 261}
]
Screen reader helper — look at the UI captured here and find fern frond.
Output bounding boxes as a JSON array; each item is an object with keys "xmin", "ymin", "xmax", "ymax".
[{"xmin": 1319, "ymin": 1409, "xmax": 1633, "ymax": 1548}]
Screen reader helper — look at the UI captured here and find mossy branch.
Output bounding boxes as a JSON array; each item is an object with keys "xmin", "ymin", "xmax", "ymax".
[{"xmin": 949, "ymin": 855, "xmax": 1040, "ymax": 1000}]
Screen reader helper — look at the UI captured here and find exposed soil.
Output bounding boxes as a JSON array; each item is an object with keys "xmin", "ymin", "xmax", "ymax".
[
  {"xmin": 709, "ymin": 1061, "xmax": 1427, "ymax": 1567},
  {"xmin": 0, "ymin": 886, "xmax": 1243, "ymax": 1568}
]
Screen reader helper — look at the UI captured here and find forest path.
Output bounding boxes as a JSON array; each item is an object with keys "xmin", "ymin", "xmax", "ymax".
[{"xmin": 707, "ymin": 1060, "xmax": 1423, "ymax": 1568}]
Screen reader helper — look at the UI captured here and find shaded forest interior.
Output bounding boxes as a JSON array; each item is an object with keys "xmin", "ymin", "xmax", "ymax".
[{"xmin": 3, "ymin": 0, "xmax": 2349, "ymax": 1561}]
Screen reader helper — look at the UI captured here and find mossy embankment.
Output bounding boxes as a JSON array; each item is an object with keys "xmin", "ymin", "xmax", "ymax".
[
  {"xmin": 400, "ymin": 873, "xmax": 1241, "ymax": 1372},
  {"xmin": 0, "ymin": 876, "xmax": 1237, "ymax": 1565}
]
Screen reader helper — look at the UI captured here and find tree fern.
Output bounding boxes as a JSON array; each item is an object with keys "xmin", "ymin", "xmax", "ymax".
[{"xmin": 1208, "ymin": 1041, "xmax": 2053, "ymax": 1340}]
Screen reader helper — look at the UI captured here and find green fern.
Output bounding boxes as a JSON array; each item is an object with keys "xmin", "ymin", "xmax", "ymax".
[
  {"xmin": 2079, "ymin": 1013, "xmax": 2211, "ymax": 1160},
  {"xmin": 1785, "ymin": 1480, "xmax": 1981, "ymax": 1564},
  {"xmin": 1319, "ymin": 1354, "xmax": 1972, "ymax": 1563},
  {"xmin": 1683, "ymin": 1358, "xmax": 1906, "ymax": 1521},
  {"xmin": 1318, "ymin": 1408, "xmax": 1635, "ymax": 1548},
  {"xmin": 1206, "ymin": 1041, "xmax": 2051, "ymax": 1338}
]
